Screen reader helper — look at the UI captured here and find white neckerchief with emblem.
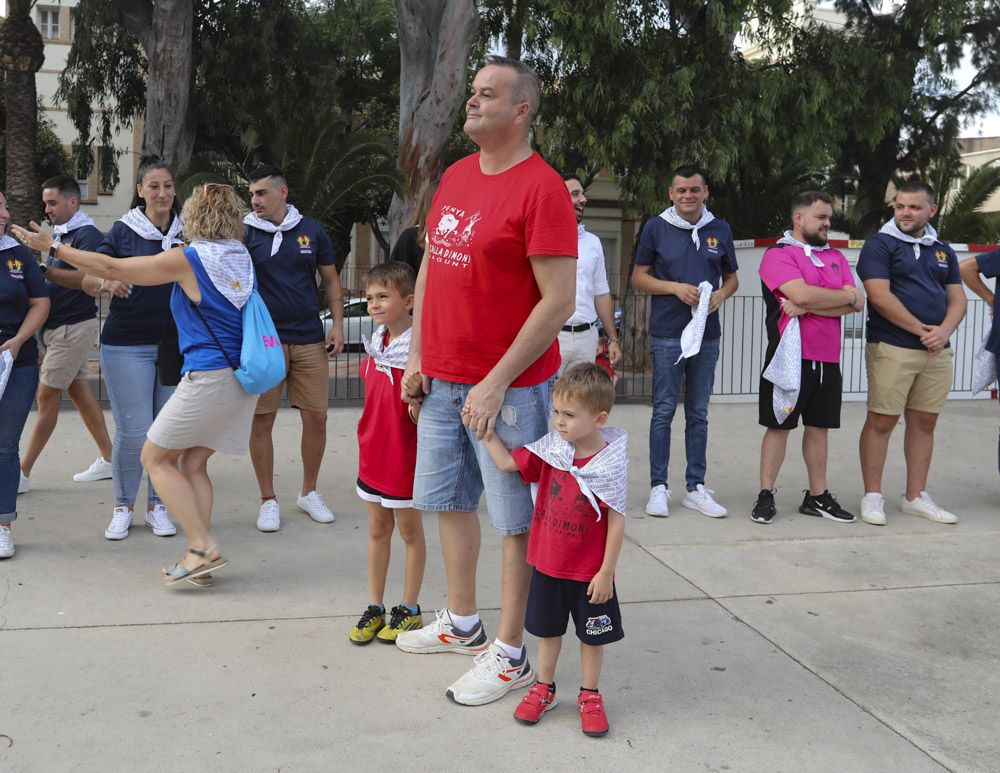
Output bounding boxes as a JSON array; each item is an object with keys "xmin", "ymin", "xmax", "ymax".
[
  {"xmin": 0, "ymin": 234, "xmax": 19, "ymax": 251},
  {"xmin": 776, "ymin": 230, "xmax": 832, "ymax": 268},
  {"xmin": 363, "ymin": 325, "xmax": 411, "ymax": 384},
  {"xmin": 879, "ymin": 219, "xmax": 939, "ymax": 260},
  {"xmin": 52, "ymin": 210, "xmax": 97, "ymax": 244},
  {"xmin": 659, "ymin": 206, "xmax": 715, "ymax": 250},
  {"xmin": 972, "ymin": 335, "xmax": 998, "ymax": 395},
  {"xmin": 189, "ymin": 239, "xmax": 254, "ymax": 309},
  {"xmin": 244, "ymin": 205, "xmax": 303, "ymax": 257},
  {"xmin": 119, "ymin": 207, "xmax": 183, "ymax": 252},
  {"xmin": 525, "ymin": 427, "xmax": 628, "ymax": 520},
  {"xmin": 762, "ymin": 316, "xmax": 802, "ymax": 425}
]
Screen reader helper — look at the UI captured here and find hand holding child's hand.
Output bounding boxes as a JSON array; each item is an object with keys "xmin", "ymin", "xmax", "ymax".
[
  {"xmin": 401, "ymin": 369, "xmax": 427, "ymax": 403},
  {"xmin": 587, "ymin": 570, "xmax": 614, "ymax": 605}
]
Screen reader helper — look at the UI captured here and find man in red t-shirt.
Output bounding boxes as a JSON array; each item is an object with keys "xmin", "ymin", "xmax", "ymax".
[
  {"xmin": 395, "ymin": 55, "xmax": 578, "ymax": 707},
  {"xmin": 753, "ymin": 191, "xmax": 864, "ymax": 526}
]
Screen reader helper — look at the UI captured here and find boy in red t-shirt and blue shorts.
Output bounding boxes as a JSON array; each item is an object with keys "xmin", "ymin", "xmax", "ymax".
[
  {"xmin": 482, "ymin": 363, "xmax": 627, "ymax": 737},
  {"xmin": 350, "ymin": 262, "xmax": 427, "ymax": 645}
]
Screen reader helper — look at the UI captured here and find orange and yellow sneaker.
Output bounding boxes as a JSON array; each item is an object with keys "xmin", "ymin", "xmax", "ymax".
[
  {"xmin": 349, "ymin": 604, "xmax": 385, "ymax": 645},
  {"xmin": 376, "ymin": 604, "xmax": 423, "ymax": 644}
]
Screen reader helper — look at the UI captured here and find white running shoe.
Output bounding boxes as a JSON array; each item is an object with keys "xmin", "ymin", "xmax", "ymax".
[
  {"xmin": 0, "ymin": 525, "xmax": 13, "ymax": 559},
  {"xmin": 682, "ymin": 484, "xmax": 728, "ymax": 517},
  {"xmin": 860, "ymin": 494, "xmax": 886, "ymax": 525},
  {"xmin": 297, "ymin": 491, "xmax": 335, "ymax": 523},
  {"xmin": 73, "ymin": 457, "xmax": 113, "ymax": 482},
  {"xmin": 17, "ymin": 472, "xmax": 29, "ymax": 494},
  {"xmin": 445, "ymin": 643, "xmax": 536, "ymax": 706},
  {"xmin": 645, "ymin": 484, "xmax": 671, "ymax": 517},
  {"xmin": 105, "ymin": 506, "xmax": 132, "ymax": 540},
  {"xmin": 395, "ymin": 608, "xmax": 489, "ymax": 654},
  {"xmin": 256, "ymin": 500, "xmax": 281, "ymax": 532},
  {"xmin": 145, "ymin": 504, "xmax": 177, "ymax": 536},
  {"xmin": 900, "ymin": 492, "xmax": 957, "ymax": 524}
]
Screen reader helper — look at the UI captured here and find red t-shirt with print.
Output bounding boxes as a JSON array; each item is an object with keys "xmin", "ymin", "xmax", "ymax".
[
  {"xmin": 420, "ymin": 152, "xmax": 577, "ymax": 387},
  {"xmin": 357, "ymin": 335, "xmax": 417, "ymax": 499},
  {"xmin": 512, "ymin": 447, "xmax": 609, "ymax": 581}
]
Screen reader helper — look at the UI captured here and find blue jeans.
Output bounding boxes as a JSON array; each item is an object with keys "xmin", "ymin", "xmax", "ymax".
[
  {"xmin": 100, "ymin": 344, "xmax": 175, "ymax": 507},
  {"xmin": 649, "ymin": 336, "xmax": 720, "ymax": 491},
  {"xmin": 413, "ymin": 378, "xmax": 552, "ymax": 535},
  {"xmin": 0, "ymin": 363, "xmax": 40, "ymax": 520}
]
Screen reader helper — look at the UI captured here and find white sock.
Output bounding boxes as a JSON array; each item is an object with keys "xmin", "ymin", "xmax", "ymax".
[
  {"xmin": 494, "ymin": 638, "xmax": 524, "ymax": 660},
  {"xmin": 448, "ymin": 611, "xmax": 480, "ymax": 632},
  {"xmin": 863, "ymin": 492, "xmax": 883, "ymax": 501}
]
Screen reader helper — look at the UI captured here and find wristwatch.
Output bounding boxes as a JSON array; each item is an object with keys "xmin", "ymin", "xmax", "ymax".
[
  {"xmin": 48, "ymin": 243, "xmax": 59, "ymax": 261},
  {"xmin": 38, "ymin": 262, "xmax": 48, "ymax": 276}
]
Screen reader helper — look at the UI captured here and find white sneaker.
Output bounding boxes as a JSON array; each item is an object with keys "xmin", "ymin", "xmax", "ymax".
[
  {"xmin": 900, "ymin": 492, "xmax": 957, "ymax": 524},
  {"xmin": 860, "ymin": 494, "xmax": 886, "ymax": 525},
  {"xmin": 145, "ymin": 504, "xmax": 177, "ymax": 536},
  {"xmin": 297, "ymin": 491, "xmax": 335, "ymax": 523},
  {"xmin": 73, "ymin": 457, "xmax": 113, "ymax": 482},
  {"xmin": 256, "ymin": 499, "xmax": 281, "ymax": 532},
  {"xmin": 0, "ymin": 525, "xmax": 13, "ymax": 559},
  {"xmin": 645, "ymin": 484, "xmax": 671, "ymax": 517},
  {"xmin": 17, "ymin": 471, "xmax": 29, "ymax": 494},
  {"xmin": 395, "ymin": 608, "xmax": 489, "ymax": 654},
  {"xmin": 682, "ymin": 484, "xmax": 728, "ymax": 518},
  {"xmin": 105, "ymin": 506, "xmax": 132, "ymax": 540},
  {"xmin": 445, "ymin": 642, "xmax": 535, "ymax": 706}
]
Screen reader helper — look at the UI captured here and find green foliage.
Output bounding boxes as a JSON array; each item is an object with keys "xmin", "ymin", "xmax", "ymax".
[
  {"xmin": 0, "ymin": 89, "xmax": 72, "ymax": 193},
  {"xmin": 937, "ymin": 163, "xmax": 1000, "ymax": 243}
]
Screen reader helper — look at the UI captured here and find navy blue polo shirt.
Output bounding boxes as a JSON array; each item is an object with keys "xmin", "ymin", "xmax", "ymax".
[
  {"xmin": 244, "ymin": 214, "xmax": 336, "ymax": 345},
  {"xmin": 975, "ymin": 248, "xmax": 1000, "ymax": 356},
  {"xmin": 0, "ymin": 244, "xmax": 48, "ymax": 367},
  {"xmin": 97, "ymin": 222, "xmax": 175, "ymax": 346},
  {"xmin": 634, "ymin": 216, "xmax": 738, "ymax": 339},
  {"xmin": 856, "ymin": 233, "xmax": 962, "ymax": 350},
  {"xmin": 45, "ymin": 224, "xmax": 103, "ymax": 330}
]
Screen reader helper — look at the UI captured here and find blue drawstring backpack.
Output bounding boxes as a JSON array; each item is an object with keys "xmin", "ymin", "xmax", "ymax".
[{"xmin": 235, "ymin": 288, "xmax": 285, "ymax": 394}]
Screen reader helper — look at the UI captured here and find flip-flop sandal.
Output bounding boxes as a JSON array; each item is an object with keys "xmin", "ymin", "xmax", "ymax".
[
  {"xmin": 163, "ymin": 546, "xmax": 228, "ymax": 585},
  {"xmin": 186, "ymin": 574, "xmax": 215, "ymax": 588}
]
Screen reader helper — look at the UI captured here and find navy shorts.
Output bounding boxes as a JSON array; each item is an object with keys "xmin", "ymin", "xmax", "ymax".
[{"xmin": 525, "ymin": 568, "xmax": 624, "ymax": 646}]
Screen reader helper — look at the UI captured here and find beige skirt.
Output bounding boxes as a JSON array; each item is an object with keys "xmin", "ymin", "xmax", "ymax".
[{"xmin": 147, "ymin": 368, "xmax": 257, "ymax": 455}]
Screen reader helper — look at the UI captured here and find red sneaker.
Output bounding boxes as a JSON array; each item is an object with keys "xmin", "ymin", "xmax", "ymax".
[
  {"xmin": 513, "ymin": 682, "xmax": 558, "ymax": 725},
  {"xmin": 578, "ymin": 691, "xmax": 609, "ymax": 737}
]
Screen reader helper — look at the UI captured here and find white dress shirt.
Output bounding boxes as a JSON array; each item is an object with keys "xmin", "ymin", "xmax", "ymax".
[{"xmin": 567, "ymin": 224, "xmax": 611, "ymax": 325}]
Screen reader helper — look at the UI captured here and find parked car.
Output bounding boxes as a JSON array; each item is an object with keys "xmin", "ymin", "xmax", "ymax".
[{"xmin": 321, "ymin": 298, "xmax": 374, "ymax": 351}]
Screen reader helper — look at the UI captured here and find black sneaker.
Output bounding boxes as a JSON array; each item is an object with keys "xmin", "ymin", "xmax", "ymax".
[
  {"xmin": 799, "ymin": 490, "xmax": 856, "ymax": 523},
  {"xmin": 751, "ymin": 489, "xmax": 776, "ymax": 524}
]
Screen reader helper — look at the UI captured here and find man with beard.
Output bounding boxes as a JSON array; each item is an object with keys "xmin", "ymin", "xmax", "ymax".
[
  {"xmin": 856, "ymin": 181, "xmax": 966, "ymax": 526},
  {"xmin": 558, "ymin": 174, "xmax": 621, "ymax": 375},
  {"xmin": 752, "ymin": 191, "xmax": 863, "ymax": 524}
]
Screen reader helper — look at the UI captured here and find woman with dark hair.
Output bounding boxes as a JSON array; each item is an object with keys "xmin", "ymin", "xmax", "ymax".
[
  {"xmin": 94, "ymin": 156, "xmax": 183, "ymax": 542},
  {"xmin": 15, "ymin": 183, "xmax": 256, "ymax": 584},
  {"xmin": 0, "ymin": 191, "xmax": 51, "ymax": 559}
]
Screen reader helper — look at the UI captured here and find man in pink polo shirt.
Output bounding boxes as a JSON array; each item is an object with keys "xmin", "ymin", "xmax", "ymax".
[{"xmin": 752, "ymin": 191, "xmax": 865, "ymax": 525}]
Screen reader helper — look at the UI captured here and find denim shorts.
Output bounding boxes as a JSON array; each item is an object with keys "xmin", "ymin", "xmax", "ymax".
[{"xmin": 413, "ymin": 378, "xmax": 552, "ymax": 535}]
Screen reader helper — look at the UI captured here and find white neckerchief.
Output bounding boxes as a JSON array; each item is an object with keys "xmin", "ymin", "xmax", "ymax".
[
  {"xmin": 0, "ymin": 234, "xmax": 19, "ymax": 251},
  {"xmin": 363, "ymin": 325, "xmax": 411, "ymax": 384},
  {"xmin": 776, "ymin": 230, "xmax": 831, "ymax": 268},
  {"xmin": 119, "ymin": 208, "xmax": 183, "ymax": 252},
  {"xmin": 244, "ymin": 205, "xmax": 303, "ymax": 257},
  {"xmin": 675, "ymin": 281, "xmax": 714, "ymax": 363},
  {"xmin": 659, "ymin": 206, "xmax": 715, "ymax": 250},
  {"xmin": 189, "ymin": 239, "xmax": 254, "ymax": 309},
  {"xmin": 879, "ymin": 219, "xmax": 939, "ymax": 260},
  {"xmin": 972, "ymin": 335, "xmax": 998, "ymax": 395},
  {"xmin": 762, "ymin": 316, "xmax": 802, "ymax": 425},
  {"xmin": 525, "ymin": 427, "xmax": 628, "ymax": 520},
  {"xmin": 52, "ymin": 210, "xmax": 97, "ymax": 244}
]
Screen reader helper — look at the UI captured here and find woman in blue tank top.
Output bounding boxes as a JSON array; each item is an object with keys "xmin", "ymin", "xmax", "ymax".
[{"xmin": 14, "ymin": 184, "xmax": 257, "ymax": 586}]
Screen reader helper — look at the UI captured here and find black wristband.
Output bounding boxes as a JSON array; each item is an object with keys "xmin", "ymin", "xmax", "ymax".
[{"xmin": 48, "ymin": 243, "xmax": 59, "ymax": 261}]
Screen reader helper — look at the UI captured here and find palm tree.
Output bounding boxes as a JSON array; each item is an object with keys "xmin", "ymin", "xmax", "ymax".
[
  {"xmin": 935, "ymin": 162, "xmax": 1000, "ymax": 244},
  {"xmin": 0, "ymin": 0, "xmax": 45, "ymax": 226}
]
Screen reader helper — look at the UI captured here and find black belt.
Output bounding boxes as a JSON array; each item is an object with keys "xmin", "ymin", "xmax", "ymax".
[{"xmin": 561, "ymin": 322, "xmax": 593, "ymax": 333}]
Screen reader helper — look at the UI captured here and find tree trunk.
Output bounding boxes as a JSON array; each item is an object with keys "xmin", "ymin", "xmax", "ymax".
[
  {"xmin": 0, "ymin": 6, "xmax": 45, "ymax": 228},
  {"xmin": 387, "ymin": 0, "xmax": 479, "ymax": 244},
  {"xmin": 141, "ymin": 0, "xmax": 195, "ymax": 172}
]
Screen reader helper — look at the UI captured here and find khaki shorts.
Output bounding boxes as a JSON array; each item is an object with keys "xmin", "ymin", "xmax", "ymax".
[
  {"xmin": 866, "ymin": 342, "xmax": 953, "ymax": 415},
  {"xmin": 255, "ymin": 342, "xmax": 329, "ymax": 414},
  {"xmin": 39, "ymin": 317, "xmax": 99, "ymax": 390}
]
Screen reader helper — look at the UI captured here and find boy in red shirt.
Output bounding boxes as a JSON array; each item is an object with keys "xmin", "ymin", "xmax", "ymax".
[
  {"xmin": 481, "ymin": 363, "xmax": 627, "ymax": 737},
  {"xmin": 350, "ymin": 262, "xmax": 427, "ymax": 645}
]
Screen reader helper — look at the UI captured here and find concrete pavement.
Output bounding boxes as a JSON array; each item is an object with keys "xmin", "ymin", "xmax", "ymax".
[{"xmin": 2, "ymin": 400, "xmax": 999, "ymax": 772}]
